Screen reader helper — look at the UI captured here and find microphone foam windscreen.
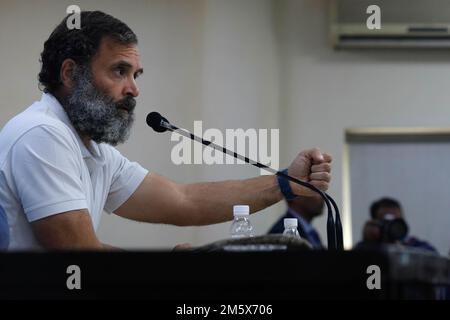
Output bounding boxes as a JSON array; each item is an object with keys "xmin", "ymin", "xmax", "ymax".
[{"xmin": 146, "ymin": 112, "xmax": 167, "ymax": 132}]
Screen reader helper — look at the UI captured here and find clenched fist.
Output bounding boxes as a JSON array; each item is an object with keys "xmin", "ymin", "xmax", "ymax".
[{"xmin": 288, "ymin": 148, "xmax": 332, "ymax": 197}]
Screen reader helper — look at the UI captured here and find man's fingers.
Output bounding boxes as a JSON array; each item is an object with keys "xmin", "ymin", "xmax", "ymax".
[
  {"xmin": 323, "ymin": 153, "xmax": 333, "ymax": 163},
  {"xmin": 308, "ymin": 149, "xmax": 332, "ymax": 164},
  {"xmin": 289, "ymin": 149, "xmax": 333, "ymax": 191},
  {"xmin": 309, "ymin": 180, "xmax": 329, "ymax": 192},
  {"xmin": 309, "ymin": 172, "xmax": 331, "ymax": 182},
  {"xmin": 311, "ymin": 162, "xmax": 331, "ymax": 173},
  {"xmin": 304, "ymin": 148, "xmax": 324, "ymax": 163}
]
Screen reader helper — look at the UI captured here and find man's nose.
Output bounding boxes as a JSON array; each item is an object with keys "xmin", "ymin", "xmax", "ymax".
[{"xmin": 123, "ymin": 77, "xmax": 140, "ymax": 98}]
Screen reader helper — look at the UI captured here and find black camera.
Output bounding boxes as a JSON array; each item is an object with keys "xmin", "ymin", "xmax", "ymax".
[
  {"xmin": 363, "ymin": 215, "xmax": 409, "ymax": 244},
  {"xmin": 378, "ymin": 217, "xmax": 409, "ymax": 243}
]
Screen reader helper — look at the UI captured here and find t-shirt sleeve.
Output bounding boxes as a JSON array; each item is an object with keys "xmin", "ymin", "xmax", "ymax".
[
  {"xmin": 10, "ymin": 125, "xmax": 88, "ymax": 222},
  {"xmin": 104, "ymin": 147, "xmax": 148, "ymax": 213}
]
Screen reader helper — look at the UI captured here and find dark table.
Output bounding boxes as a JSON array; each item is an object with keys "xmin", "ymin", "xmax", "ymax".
[{"xmin": 1, "ymin": 244, "xmax": 449, "ymax": 300}]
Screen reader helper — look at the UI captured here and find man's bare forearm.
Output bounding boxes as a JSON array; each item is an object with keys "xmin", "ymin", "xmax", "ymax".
[
  {"xmin": 180, "ymin": 175, "xmax": 283, "ymax": 225},
  {"xmin": 116, "ymin": 149, "xmax": 331, "ymax": 227}
]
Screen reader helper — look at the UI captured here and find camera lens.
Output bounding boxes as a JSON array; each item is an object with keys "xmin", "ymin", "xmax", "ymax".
[{"xmin": 383, "ymin": 218, "xmax": 409, "ymax": 242}]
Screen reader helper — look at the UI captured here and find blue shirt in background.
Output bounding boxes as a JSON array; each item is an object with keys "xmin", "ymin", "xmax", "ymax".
[{"xmin": 0, "ymin": 205, "xmax": 9, "ymax": 250}]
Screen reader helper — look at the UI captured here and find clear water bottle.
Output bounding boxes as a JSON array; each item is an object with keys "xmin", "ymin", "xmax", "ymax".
[
  {"xmin": 230, "ymin": 205, "xmax": 254, "ymax": 239},
  {"xmin": 283, "ymin": 218, "xmax": 301, "ymax": 239}
]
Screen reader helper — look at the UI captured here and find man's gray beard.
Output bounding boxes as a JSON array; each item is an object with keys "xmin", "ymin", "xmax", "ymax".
[{"xmin": 63, "ymin": 66, "xmax": 135, "ymax": 146}]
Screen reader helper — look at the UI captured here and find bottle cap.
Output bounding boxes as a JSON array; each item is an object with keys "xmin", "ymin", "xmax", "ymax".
[
  {"xmin": 284, "ymin": 218, "xmax": 298, "ymax": 228},
  {"xmin": 233, "ymin": 205, "xmax": 250, "ymax": 216}
]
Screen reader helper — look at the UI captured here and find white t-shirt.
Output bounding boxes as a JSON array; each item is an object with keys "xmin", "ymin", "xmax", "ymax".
[{"xmin": 0, "ymin": 93, "xmax": 149, "ymax": 250}]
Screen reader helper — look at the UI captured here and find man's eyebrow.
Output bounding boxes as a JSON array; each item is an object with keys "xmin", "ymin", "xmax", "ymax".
[{"xmin": 135, "ymin": 68, "xmax": 144, "ymax": 77}]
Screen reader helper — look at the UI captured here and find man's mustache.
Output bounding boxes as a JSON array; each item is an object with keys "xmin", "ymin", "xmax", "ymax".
[{"xmin": 115, "ymin": 96, "xmax": 136, "ymax": 113}]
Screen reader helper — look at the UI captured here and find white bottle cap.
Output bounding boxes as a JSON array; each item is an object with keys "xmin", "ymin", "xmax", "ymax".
[
  {"xmin": 233, "ymin": 205, "xmax": 250, "ymax": 216},
  {"xmin": 284, "ymin": 218, "xmax": 298, "ymax": 228}
]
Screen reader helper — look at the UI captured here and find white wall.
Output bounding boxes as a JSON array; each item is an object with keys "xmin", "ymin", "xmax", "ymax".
[{"xmin": 2, "ymin": 0, "xmax": 450, "ymax": 250}]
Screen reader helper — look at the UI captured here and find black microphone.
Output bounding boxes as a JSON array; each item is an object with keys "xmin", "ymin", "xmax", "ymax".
[
  {"xmin": 146, "ymin": 112, "xmax": 171, "ymax": 132},
  {"xmin": 146, "ymin": 112, "xmax": 343, "ymax": 250}
]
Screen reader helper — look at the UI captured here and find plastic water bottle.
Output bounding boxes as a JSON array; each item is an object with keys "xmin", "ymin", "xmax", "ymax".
[
  {"xmin": 230, "ymin": 205, "xmax": 254, "ymax": 239},
  {"xmin": 283, "ymin": 218, "xmax": 301, "ymax": 239}
]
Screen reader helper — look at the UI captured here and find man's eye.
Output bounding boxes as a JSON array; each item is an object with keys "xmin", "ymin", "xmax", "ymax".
[{"xmin": 115, "ymin": 68, "xmax": 126, "ymax": 77}]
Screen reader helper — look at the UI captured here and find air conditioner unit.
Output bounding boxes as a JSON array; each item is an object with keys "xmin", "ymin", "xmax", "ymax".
[{"xmin": 330, "ymin": 0, "xmax": 450, "ymax": 49}]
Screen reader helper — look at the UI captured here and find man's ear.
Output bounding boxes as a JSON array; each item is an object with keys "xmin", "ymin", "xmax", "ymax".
[{"xmin": 60, "ymin": 59, "xmax": 77, "ymax": 90}]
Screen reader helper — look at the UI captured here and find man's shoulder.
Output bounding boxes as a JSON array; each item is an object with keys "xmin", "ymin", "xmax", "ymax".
[
  {"xmin": 404, "ymin": 236, "xmax": 438, "ymax": 253},
  {"xmin": 5, "ymin": 100, "xmax": 67, "ymax": 129},
  {"xmin": 0, "ymin": 101, "xmax": 74, "ymax": 163},
  {"xmin": 268, "ymin": 211, "xmax": 291, "ymax": 234},
  {"xmin": 96, "ymin": 143, "xmax": 122, "ymax": 162}
]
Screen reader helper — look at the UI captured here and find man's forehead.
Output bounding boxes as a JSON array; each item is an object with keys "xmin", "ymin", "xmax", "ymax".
[
  {"xmin": 97, "ymin": 37, "xmax": 142, "ymax": 68},
  {"xmin": 378, "ymin": 206, "xmax": 401, "ymax": 215},
  {"xmin": 379, "ymin": 206, "xmax": 399, "ymax": 211}
]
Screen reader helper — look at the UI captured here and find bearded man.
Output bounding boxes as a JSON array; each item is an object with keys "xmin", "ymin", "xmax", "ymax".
[{"xmin": 0, "ymin": 11, "xmax": 332, "ymax": 251}]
